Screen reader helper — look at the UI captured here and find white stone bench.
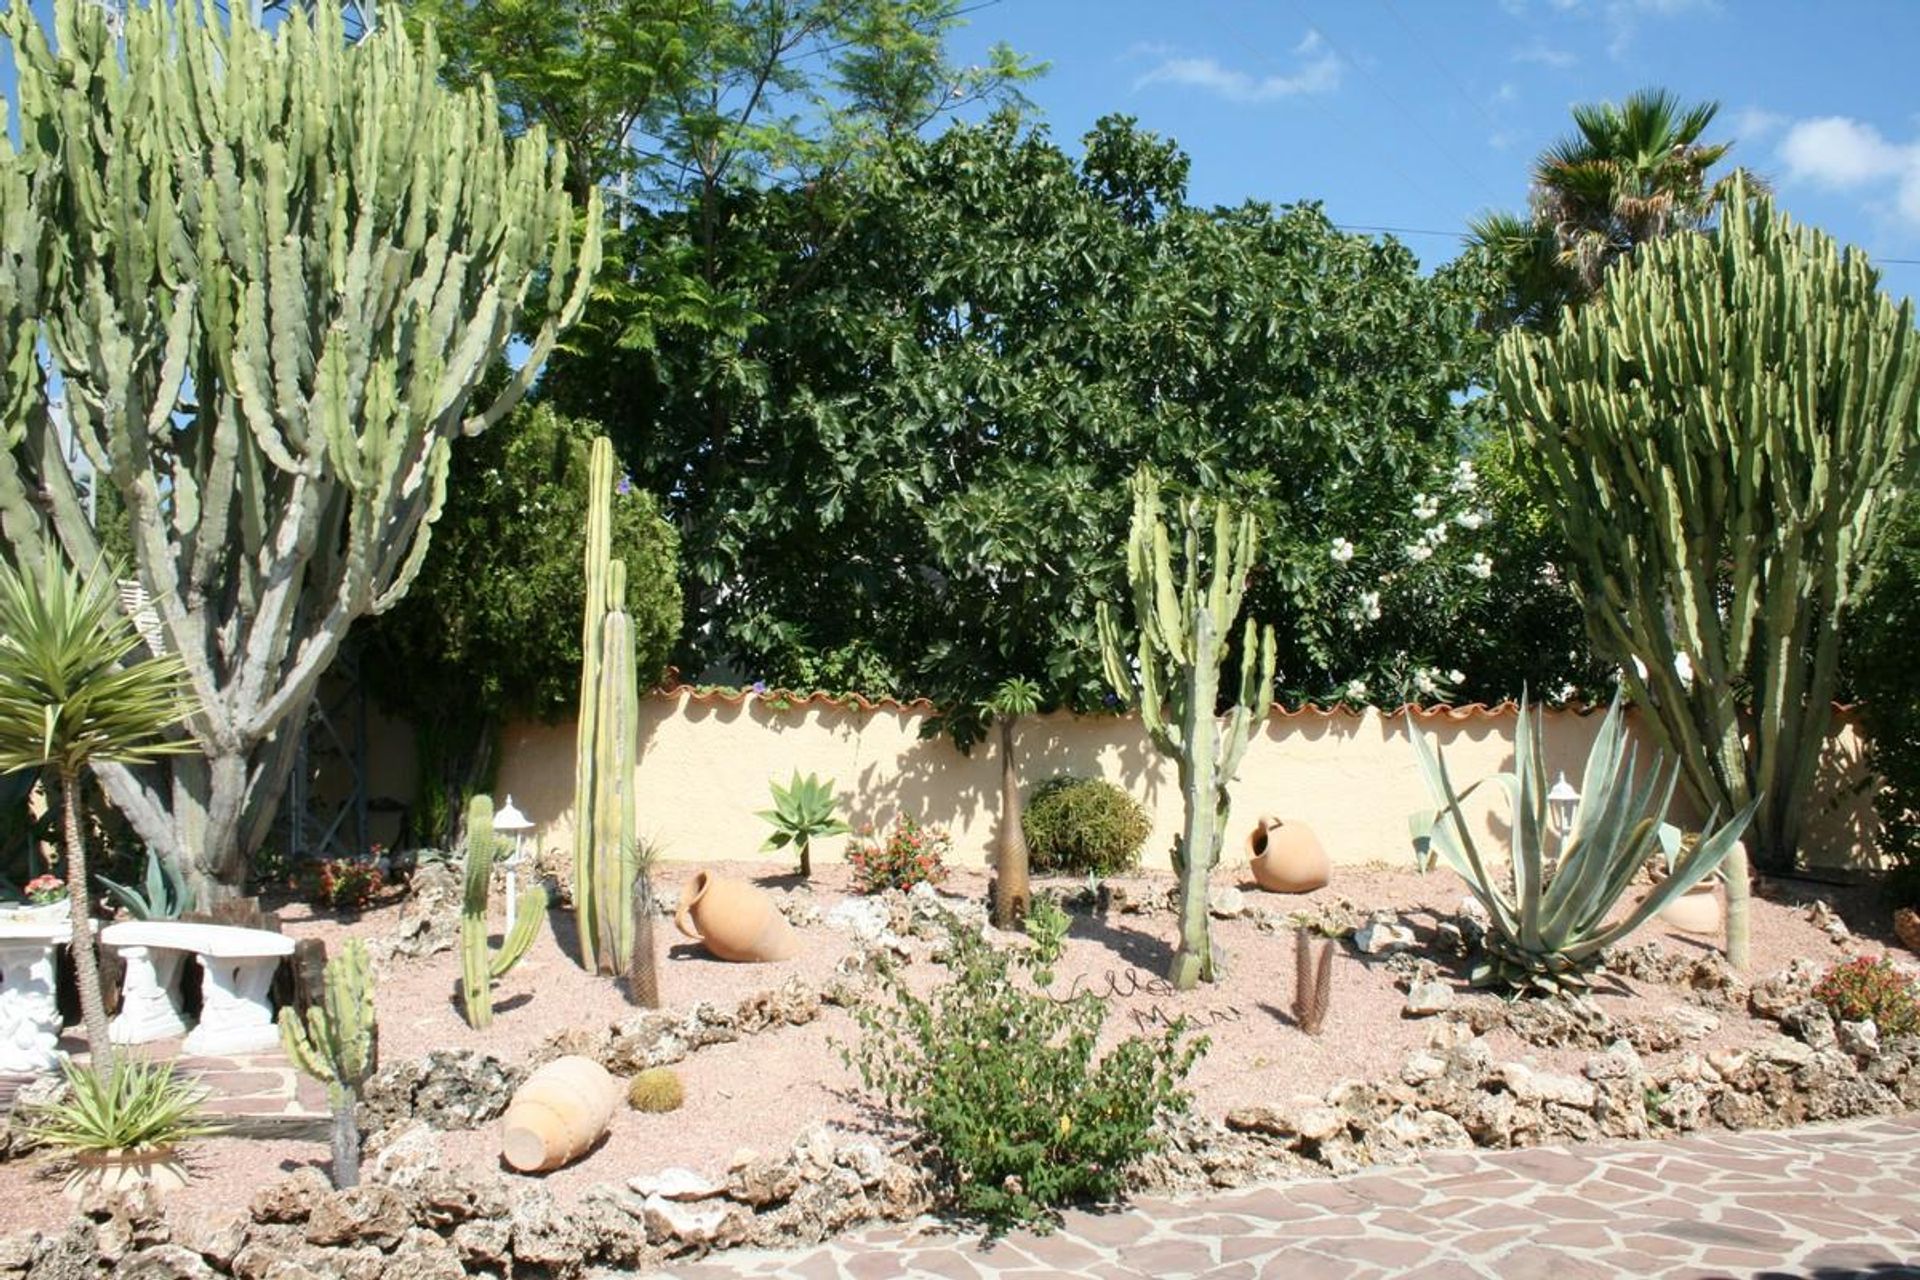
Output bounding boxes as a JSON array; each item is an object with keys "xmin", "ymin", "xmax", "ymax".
[
  {"xmin": 0, "ymin": 916, "xmax": 73, "ymax": 1073},
  {"xmin": 100, "ymin": 922, "xmax": 295, "ymax": 1055}
]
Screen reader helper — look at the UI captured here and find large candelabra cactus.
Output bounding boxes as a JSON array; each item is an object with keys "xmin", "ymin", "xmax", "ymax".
[
  {"xmin": 1497, "ymin": 178, "xmax": 1920, "ymax": 889},
  {"xmin": 573, "ymin": 438, "xmax": 639, "ymax": 974},
  {"xmin": 0, "ymin": 0, "xmax": 600, "ymax": 899},
  {"xmin": 461, "ymin": 794, "xmax": 546, "ymax": 1028},
  {"xmin": 1098, "ymin": 471, "xmax": 1276, "ymax": 990},
  {"xmin": 280, "ymin": 939, "xmax": 378, "ymax": 1188}
]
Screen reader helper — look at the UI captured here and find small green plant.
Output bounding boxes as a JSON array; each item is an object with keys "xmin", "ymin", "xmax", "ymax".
[
  {"xmin": 627, "ymin": 1067, "xmax": 685, "ymax": 1112},
  {"xmin": 311, "ymin": 858, "xmax": 382, "ymax": 913},
  {"xmin": 99, "ymin": 848, "xmax": 196, "ymax": 920},
  {"xmin": 844, "ymin": 913, "xmax": 1205, "ymax": 1229},
  {"xmin": 758, "ymin": 771, "xmax": 850, "ymax": 879},
  {"xmin": 280, "ymin": 939, "xmax": 378, "ymax": 1188},
  {"xmin": 460, "ymin": 794, "xmax": 547, "ymax": 1029},
  {"xmin": 1408, "ymin": 690, "xmax": 1756, "ymax": 994},
  {"xmin": 1023, "ymin": 893, "xmax": 1071, "ymax": 987},
  {"xmin": 1021, "ymin": 777, "xmax": 1152, "ymax": 876},
  {"xmin": 848, "ymin": 816, "xmax": 951, "ymax": 893},
  {"xmin": 1813, "ymin": 956, "xmax": 1920, "ymax": 1037},
  {"xmin": 27, "ymin": 1057, "xmax": 218, "ymax": 1154}
]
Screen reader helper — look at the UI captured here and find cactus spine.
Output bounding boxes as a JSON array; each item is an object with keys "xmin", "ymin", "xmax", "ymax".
[
  {"xmin": 461, "ymin": 794, "xmax": 547, "ymax": 1028},
  {"xmin": 0, "ymin": 0, "xmax": 601, "ymax": 898},
  {"xmin": 1496, "ymin": 178, "xmax": 1920, "ymax": 937},
  {"xmin": 280, "ymin": 939, "xmax": 378, "ymax": 1188},
  {"xmin": 1098, "ymin": 470, "xmax": 1276, "ymax": 990},
  {"xmin": 573, "ymin": 438, "xmax": 639, "ymax": 974}
]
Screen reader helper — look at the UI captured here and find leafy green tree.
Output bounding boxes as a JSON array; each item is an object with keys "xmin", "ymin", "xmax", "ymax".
[
  {"xmin": 1, "ymin": 0, "xmax": 599, "ymax": 895},
  {"xmin": 1845, "ymin": 503, "xmax": 1920, "ymax": 906},
  {"xmin": 0, "ymin": 558, "xmax": 197, "ymax": 1072},
  {"xmin": 361, "ymin": 405, "xmax": 680, "ymax": 847},
  {"xmin": 1470, "ymin": 88, "xmax": 1745, "ymax": 332},
  {"xmin": 1498, "ymin": 181, "xmax": 1920, "ymax": 877}
]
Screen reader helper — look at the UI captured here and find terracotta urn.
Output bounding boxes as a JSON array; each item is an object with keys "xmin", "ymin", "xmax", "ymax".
[
  {"xmin": 674, "ymin": 870, "xmax": 798, "ymax": 963},
  {"xmin": 1893, "ymin": 906, "xmax": 1920, "ymax": 956},
  {"xmin": 62, "ymin": 1146, "xmax": 189, "ymax": 1200},
  {"xmin": 500, "ymin": 1055, "xmax": 619, "ymax": 1173},
  {"xmin": 1246, "ymin": 816, "xmax": 1330, "ymax": 894},
  {"xmin": 1655, "ymin": 877, "xmax": 1722, "ymax": 936}
]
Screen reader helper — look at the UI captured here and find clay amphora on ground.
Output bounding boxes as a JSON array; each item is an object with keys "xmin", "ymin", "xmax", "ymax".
[
  {"xmin": 1247, "ymin": 816, "xmax": 1331, "ymax": 893},
  {"xmin": 674, "ymin": 870, "xmax": 798, "ymax": 962}
]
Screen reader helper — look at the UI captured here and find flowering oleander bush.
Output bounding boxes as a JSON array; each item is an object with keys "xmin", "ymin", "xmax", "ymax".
[
  {"xmin": 1814, "ymin": 956, "xmax": 1920, "ymax": 1037},
  {"xmin": 310, "ymin": 858, "xmax": 383, "ymax": 913},
  {"xmin": 23, "ymin": 873, "xmax": 62, "ymax": 905},
  {"xmin": 848, "ymin": 816, "xmax": 950, "ymax": 893}
]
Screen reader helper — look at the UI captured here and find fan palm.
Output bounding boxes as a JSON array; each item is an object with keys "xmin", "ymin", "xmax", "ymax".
[
  {"xmin": 0, "ymin": 557, "xmax": 197, "ymax": 1074},
  {"xmin": 1470, "ymin": 88, "xmax": 1747, "ymax": 330}
]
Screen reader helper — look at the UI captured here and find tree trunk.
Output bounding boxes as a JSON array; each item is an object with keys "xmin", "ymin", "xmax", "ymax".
[
  {"xmin": 1168, "ymin": 607, "xmax": 1223, "ymax": 991},
  {"xmin": 59, "ymin": 767, "xmax": 114, "ymax": 1077},
  {"xmin": 330, "ymin": 1097, "xmax": 361, "ymax": 1189},
  {"xmin": 991, "ymin": 716, "xmax": 1029, "ymax": 929}
]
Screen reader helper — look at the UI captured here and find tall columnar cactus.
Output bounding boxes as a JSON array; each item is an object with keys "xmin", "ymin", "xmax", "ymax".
[
  {"xmin": 573, "ymin": 438, "xmax": 638, "ymax": 974},
  {"xmin": 280, "ymin": 939, "xmax": 378, "ymax": 1188},
  {"xmin": 1098, "ymin": 470, "xmax": 1276, "ymax": 990},
  {"xmin": 0, "ymin": 0, "xmax": 601, "ymax": 900},
  {"xmin": 1497, "ymin": 179, "xmax": 1920, "ymax": 909},
  {"xmin": 461, "ymin": 794, "xmax": 547, "ymax": 1028}
]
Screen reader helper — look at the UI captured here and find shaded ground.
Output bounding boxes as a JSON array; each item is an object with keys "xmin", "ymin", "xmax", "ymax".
[{"xmin": 656, "ymin": 1113, "xmax": 1920, "ymax": 1280}]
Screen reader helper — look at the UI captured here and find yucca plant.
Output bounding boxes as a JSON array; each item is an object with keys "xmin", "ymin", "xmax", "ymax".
[
  {"xmin": 27, "ymin": 1056, "xmax": 219, "ymax": 1154},
  {"xmin": 0, "ymin": 557, "xmax": 197, "ymax": 1073},
  {"xmin": 758, "ymin": 771, "xmax": 849, "ymax": 879},
  {"xmin": 1407, "ymin": 691, "xmax": 1756, "ymax": 994},
  {"xmin": 99, "ymin": 848, "xmax": 197, "ymax": 921}
]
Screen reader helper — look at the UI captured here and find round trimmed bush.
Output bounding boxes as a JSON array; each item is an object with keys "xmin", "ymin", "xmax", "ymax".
[
  {"xmin": 627, "ymin": 1067, "xmax": 685, "ymax": 1113},
  {"xmin": 1022, "ymin": 777, "xmax": 1151, "ymax": 875}
]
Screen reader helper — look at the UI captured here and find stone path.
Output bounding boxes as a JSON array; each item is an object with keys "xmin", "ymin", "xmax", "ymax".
[{"xmin": 658, "ymin": 1114, "xmax": 1920, "ymax": 1279}]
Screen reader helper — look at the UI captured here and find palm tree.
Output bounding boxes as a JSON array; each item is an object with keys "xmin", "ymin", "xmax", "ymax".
[
  {"xmin": 0, "ymin": 557, "xmax": 197, "ymax": 1074},
  {"xmin": 1470, "ymin": 89, "xmax": 1748, "ymax": 331},
  {"xmin": 983, "ymin": 676, "xmax": 1042, "ymax": 928}
]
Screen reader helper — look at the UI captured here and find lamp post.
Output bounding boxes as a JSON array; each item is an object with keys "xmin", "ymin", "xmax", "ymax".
[
  {"xmin": 1546, "ymin": 771, "xmax": 1580, "ymax": 871},
  {"xmin": 493, "ymin": 796, "xmax": 535, "ymax": 934}
]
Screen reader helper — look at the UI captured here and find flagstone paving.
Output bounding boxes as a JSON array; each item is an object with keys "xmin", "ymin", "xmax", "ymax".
[{"xmin": 656, "ymin": 1113, "xmax": 1920, "ymax": 1279}]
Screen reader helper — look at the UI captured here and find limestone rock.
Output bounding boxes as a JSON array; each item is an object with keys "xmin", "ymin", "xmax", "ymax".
[
  {"xmin": 166, "ymin": 1210, "xmax": 247, "ymax": 1270},
  {"xmin": 304, "ymin": 1184, "xmax": 412, "ymax": 1250},
  {"xmin": 1502, "ymin": 995, "xmax": 1614, "ymax": 1049},
  {"xmin": 825, "ymin": 897, "xmax": 893, "ymax": 942},
  {"xmin": 1498, "ymin": 1063, "xmax": 1596, "ymax": 1109},
  {"xmin": 112, "ymin": 1244, "xmax": 215, "ymax": 1280},
  {"xmin": 509, "ymin": 1188, "xmax": 592, "ymax": 1273},
  {"xmin": 1780, "ymin": 1000, "xmax": 1839, "ymax": 1051},
  {"xmin": 1749, "ymin": 959, "xmax": 1822, "ymax": 1022},
  {"xmin": 629, "ymin": 1167, "xmax": 725, "ymax": 1202},
  {"xmin": 410, "ymin": 1167, "xmax": 511, "ymax": 1228},
  {"xmin": 1399, "ymin": 1051, "xmax": 1446, "ymax": 1086},
  {"xmin": 449, "ymin": 1218, "xmax": 509, "ymax": 1268},
  {"xmin": 359, "ymin": 1050, "xmax": 524, "ymax": 1136},
  {"xmin": 363, "ymin": 1120, "xmax": 442, "ymax": 1190},
  {"xmin": 1224, "ymin": 1097, "xmax": 1344, "ymax": 1143},
  {"xmin": 1353, "ymin": 920, "xmax": 1415, "ymax": 956},
  {"xmin": 1403, "ymin": 981, "xmax": 1454, "ymax": 1017},
  {"xmin": 1838, "ymin": 1019, "xmax": 1880, "ymax": 1058},
  {"xmin": 641, "ymin": 1195, "xmax": 750, "ymax": 1250},
  {"xmin": 250, "ymin": 1169, "xmax": 333, "ymax": 1225},
  {"xmin": 1207, "ymin": 885, "xmax": 1246, "ymax": 919},
  {"xmin": 726, "ymin": 1156, "xmax": 802, "ymax": 1207}
]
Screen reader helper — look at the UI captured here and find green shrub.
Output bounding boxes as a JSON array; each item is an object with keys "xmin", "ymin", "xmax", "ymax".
[
  {"xmin": 844, "ymin": 912, "xmax": 1205, "ymax": 1229},
  {"xmin": 1021, "ymin": 777, "xmax": 1151, "ymax": 876},
  {"xmin": 627, "ymin": 1068, "xmax": 685, "ymax": 1113},
  {"xmin": 848, "ymin": 816, "xmax": 951, "ymax": 893},
  {"xmin": 1813, "ymin": 956, "xmax": 1920, "ymax": 1036}
]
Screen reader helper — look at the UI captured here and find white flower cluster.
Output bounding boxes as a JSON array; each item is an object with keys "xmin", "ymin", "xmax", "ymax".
[{"xmin": 1330, "ymin": 537, "xmax": 1355, "ymax": 564}]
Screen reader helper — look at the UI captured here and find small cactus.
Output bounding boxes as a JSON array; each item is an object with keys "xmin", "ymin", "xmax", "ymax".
[
  {"xmin": 627, "ymin": 1067, "xmax": 684, "ymax": 1113},
  {"xmin": 279, "ymin": 938, "xmax": 378, "ymax": 1187},
  {"xmin": 462, "ymin": 793, "xmax": 548, "ymax": 1029},
  {"xmin": 1291, "ymin": 929, "xmax": 1334, "ymax": 1036}
]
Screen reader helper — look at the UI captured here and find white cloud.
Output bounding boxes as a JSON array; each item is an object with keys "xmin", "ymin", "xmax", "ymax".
[
  {"xmin": 1512, "ymin": 42, "xmax": 1577, "ymax": 68},
  {"xmin": 1776, "ymin": 116, "xmax": 1920, "ymax": 227},
  {"xmin": 1729, "ymin": 106, "xmax": 1786, "ymax": 143},
  {"xmin": 1134, "ymin": 30, "xmax": 1342, "ymax": 103}
]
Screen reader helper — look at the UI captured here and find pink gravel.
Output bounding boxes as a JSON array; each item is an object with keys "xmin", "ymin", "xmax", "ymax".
[{"xmin": 0, "ymin": 859, "xmax": 1898, "ymax": 1236}]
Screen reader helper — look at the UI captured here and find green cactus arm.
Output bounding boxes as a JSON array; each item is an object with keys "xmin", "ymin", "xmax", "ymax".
[
  {"xmin": 489, "ymin": 885, "xmax": 549, "ymax": 979},
  {"xmin": 278, "ymin": 1005, "xmax": 340, "ymax": 1088}
]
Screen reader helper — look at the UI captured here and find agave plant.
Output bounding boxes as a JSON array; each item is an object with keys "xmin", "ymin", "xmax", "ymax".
[
  {"xmin": 27, "ymin": 1057, "xmax": 220, "ymax": 1154},
  {"xmin": 758, "ymin": 771, "xmax": 849, "ymax": 879},
  {"xmin": 1407, "ymin": 692, "xmax": 1756, "ymax": 994},
  {"xmin": 99, "ymin": 848, "xmax": 197, "ymax": 921}
]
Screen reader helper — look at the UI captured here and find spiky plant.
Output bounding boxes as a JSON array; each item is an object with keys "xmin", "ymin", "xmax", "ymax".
[
  {"xmin": 279, "ymin": 939, "xmax": 377, "ymax": 1188},
  {"xmin": 0, "ymin": 557, "xmax": 197, "ymax": 1074},
  {"xmin": 460, "ymin": 794, "xmax": 546, "ymax": 1029},
  {"xmin": 27, "ymin": 1057, "xmax": 218, "ymax": 1154},
  {"xmin": 98, "ymin": 848, "xmax": 197, "ymax": 921},
  {"xmin": 627, "ymin": 838, "xmax": 663, "ymax": 1008},
  {"xmin": 758, "ymin": 771, "xmax": 850, "ymax": 880},
  {"xmin": 1292, "ymin": 929, "xmax": 1334, "ymax": 1035},
  {"xmin": 1408, "ymin": 692, "xmax": 1755, "ymax": 994}
]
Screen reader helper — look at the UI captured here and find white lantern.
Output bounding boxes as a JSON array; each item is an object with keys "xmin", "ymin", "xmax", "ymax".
[{"xmin": 493, "ymin": 796, "xmax": 535, "ymax": 933}]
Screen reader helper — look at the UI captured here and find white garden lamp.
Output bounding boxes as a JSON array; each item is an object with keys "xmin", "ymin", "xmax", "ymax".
[
  {"xmin": 1546, "ymin": 772, "xmax": 1581, "ymax": 865},
  {"xmin": 494, "ymin": 796, "xmax": 535, "ymax": 934}
]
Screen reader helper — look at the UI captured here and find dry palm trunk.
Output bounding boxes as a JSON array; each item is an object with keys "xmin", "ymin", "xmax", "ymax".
[
  {"xmin": 628, "ymin": 871, "xmax": 661, "ymax": 1007},
  {"xmin": 58, "ymin": 767, "xmax": 114, "ymax": 1074},
  {"xmin": 992, "ymin": 715, "xmax": 1030, "ymax": 928}
]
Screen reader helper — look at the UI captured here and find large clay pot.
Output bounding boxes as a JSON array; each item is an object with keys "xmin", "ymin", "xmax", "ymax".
[
  {"xmin": 1247, "ymin": 816, "xmax": 1330, "ymax": 894},
  {"xmin": 674, "ymin": 870, "xmax": 798, "ymax": 962},
  {"xmin": 62, "ymin": 1146, "xmax": 189, "ymax": 1200},
  {"xmin": 500, "ymin": 1056, "xmax": 619, "ymax": 1173},
  {"xmin": 1655, "ymin": 878, "xmax": 1722, "ymax": 936}
]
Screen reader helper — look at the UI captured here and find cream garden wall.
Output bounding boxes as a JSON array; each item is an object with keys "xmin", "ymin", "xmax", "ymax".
[{"xmin": 488, "ymin": 691, "xmax": 1879, "ymax": 876}]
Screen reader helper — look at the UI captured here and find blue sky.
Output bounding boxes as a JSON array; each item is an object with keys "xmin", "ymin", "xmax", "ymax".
[{"xmin": 947, "ymin": 1, "xmax": 1920, "ymax": 287}]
